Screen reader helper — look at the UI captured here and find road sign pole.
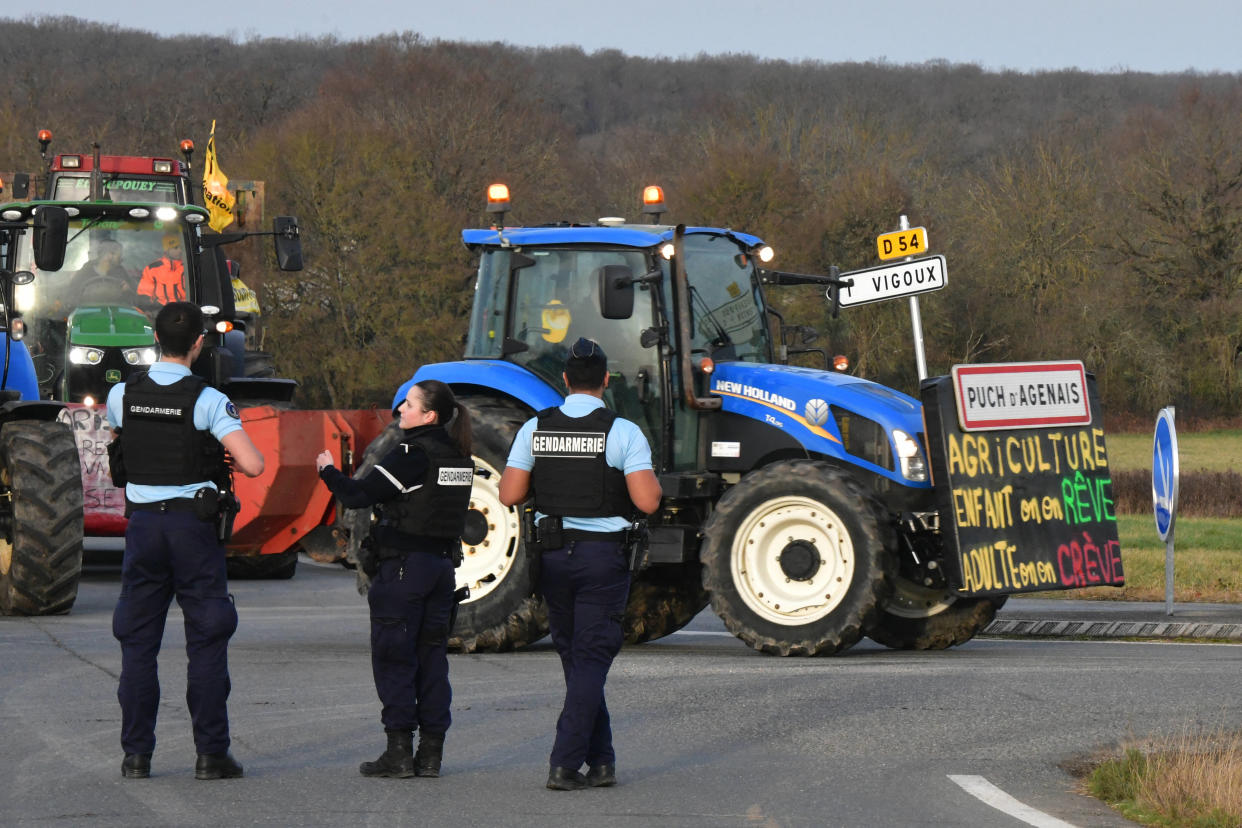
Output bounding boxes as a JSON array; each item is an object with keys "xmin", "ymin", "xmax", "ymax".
[
  {"xmin": 900, "ymin": 215, "xmax": 929, "ymax": 380},
  {"xmin": 1153, "ymin": 406, "xmax": 1179, "ymax": 616}
]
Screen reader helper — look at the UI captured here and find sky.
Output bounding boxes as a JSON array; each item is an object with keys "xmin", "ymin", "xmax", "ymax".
[{"xmin": 4, "ymin": 0, "xmax": 1241, "ymax": 75}]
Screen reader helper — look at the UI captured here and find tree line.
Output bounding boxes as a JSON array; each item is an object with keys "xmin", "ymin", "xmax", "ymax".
[{"xmin": 2, "ymin": 16, "xmax": 1240, "ymax": 424}]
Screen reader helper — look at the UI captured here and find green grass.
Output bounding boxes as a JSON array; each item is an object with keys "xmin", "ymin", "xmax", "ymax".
[
  {"xmin": 1106, "ymin": 430, "xmax": 1242, "ymax": 473},
  {"xmin": 1032, "ymin": 515, "xmax": 1242, "ymax": 602}
]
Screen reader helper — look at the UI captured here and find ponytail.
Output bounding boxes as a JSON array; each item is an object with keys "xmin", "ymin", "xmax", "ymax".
[
  {"xmin": 415, "ymin": 379, "xmax": 473, "ymax": 457},
  {"xmin": 448, "ymin": 401, "xmax": 472, "ymax": 457}
]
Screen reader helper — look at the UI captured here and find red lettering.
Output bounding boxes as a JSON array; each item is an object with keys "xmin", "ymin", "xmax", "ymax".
[
  {"xmin": 1057, "ymin": 543, "xmax": 1078, "ymax": 586},
  {"xmin": 1082, "ymin": 533, "xmax": 1101, "ymax": 584}
]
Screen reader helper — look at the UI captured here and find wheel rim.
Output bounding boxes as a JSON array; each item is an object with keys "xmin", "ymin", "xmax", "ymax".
[
  {"xmin": 883, "ymin": 577, "xmax": 955, "ymax": 619},
  {"xmin": 457, "ymin": 456, "xmax": 521, "ymax": 604},
  {"xmin": 730, "ymin": 495, "xmax": 856, "ymax": 626}
]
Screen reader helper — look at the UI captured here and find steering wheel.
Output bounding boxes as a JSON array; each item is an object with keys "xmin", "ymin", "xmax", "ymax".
[{"xmin": 77, "ymin": 275, "xmax": 134, "ymax": 304}]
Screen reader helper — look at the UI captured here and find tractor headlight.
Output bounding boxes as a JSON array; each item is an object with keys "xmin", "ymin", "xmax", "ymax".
[
  {"xmin": 69, "ymin": 346, "xmax": 105, "ymax": 365},
  {"xmin": 892, "ymin": 429, "xmax": 928, "ymax": 482},
  {"xmin": 122, "ymin": 346, "xmax": 159, "ymax": 365}
]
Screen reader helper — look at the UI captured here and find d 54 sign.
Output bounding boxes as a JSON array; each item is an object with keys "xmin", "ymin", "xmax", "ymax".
[{"xmin": 876, "ymin": 226, "xmax": 928, "ymax": 260}]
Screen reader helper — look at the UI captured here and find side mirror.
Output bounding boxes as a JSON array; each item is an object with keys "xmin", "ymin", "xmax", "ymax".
[
  {"xmin": 11, "ymin": 172, "xmax": 31, "ymax": 200},
  {"xmin": 32, "ymin": 205, "xmax": 69, "ymax": 272},
  {"xmin": 598, "ymin": 264, "xmax": 635, "ymax": 320},
  {"xmin": 273, "ymin": 216, "xmax": 303, "ymax": 271}
]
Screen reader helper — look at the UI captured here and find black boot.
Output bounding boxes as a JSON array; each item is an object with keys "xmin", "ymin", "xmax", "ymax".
[
  {"xmin": 414, "ymin": 732, "xmax": 445, "ymax": 778},
  {"xmin": 195, "ymin": 751, "xmax": 243, "ymax": 780},
  {"xmin": 121, "ymin": 753, "xmax": 151, "ymax": 779},
  {"xmin": 359, "ymin": 730, "xmax": 414, "ymax": 778},
  {"xmin": 586, "ymin": 763, "xmax": 616, "ymax": 787},
  {"xmin": 546, "ymin": 765, "xmax": 588, "ymax": 791}
]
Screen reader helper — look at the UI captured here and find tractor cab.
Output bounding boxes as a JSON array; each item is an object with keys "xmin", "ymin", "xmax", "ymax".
[
  {"xmin": 8, "ymin": 202, "xmax": 204, "ymax": 403},
  {"xmin": 462, "ymin": 218, "xmax": 775, "ymax": 470}
]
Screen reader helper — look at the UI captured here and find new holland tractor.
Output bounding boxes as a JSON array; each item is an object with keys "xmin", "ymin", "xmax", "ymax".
[
  {"xmin": 384, "ymin": 184, "xmax": 1121, "ymax": 656},
  {"xmin": 0, "ymin": 202, "xmax": 86, "ymax": 614}
]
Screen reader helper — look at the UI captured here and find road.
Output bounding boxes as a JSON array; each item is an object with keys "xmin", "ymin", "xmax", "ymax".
[{"xmin": 3, "ymin": 559, "xmax": 1239, "ymax": 827}]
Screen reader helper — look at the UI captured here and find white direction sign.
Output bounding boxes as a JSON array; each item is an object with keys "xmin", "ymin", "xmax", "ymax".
[{"xmin": 834, "ymin": 255, "xmax": 947, "ymax": 307}]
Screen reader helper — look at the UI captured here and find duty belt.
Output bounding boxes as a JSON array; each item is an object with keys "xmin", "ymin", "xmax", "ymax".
[
  {"xmin": 126, "ymin": 498, "xmax": 197, "ymax": 514},
  {"xmin": 561, "ymin": 529, "xmax": 626, "ymax": 542},
  {"xmin": 376, "ymin": 543, "xmax": 456, "ymax": 561}
]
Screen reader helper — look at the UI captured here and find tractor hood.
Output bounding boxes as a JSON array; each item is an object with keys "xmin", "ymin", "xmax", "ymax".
[
  {"xmin": 709, "ymin": 362, "xmax": 929, "ymax": 486},
  {"xmin": 68, "ymin": 305, "xmax": 154, "ymax": 347}
]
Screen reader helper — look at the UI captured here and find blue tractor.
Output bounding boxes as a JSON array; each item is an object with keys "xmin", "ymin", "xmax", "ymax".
[{"xmin": 383, "ymin": 185, "xmax": 1008, "ymax": 656}]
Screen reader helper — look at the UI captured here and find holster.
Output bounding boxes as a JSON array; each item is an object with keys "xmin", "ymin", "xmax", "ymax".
[
  {"xmin": 107, "ymin": 429, "xmax": 127, "ymax": 488},
  {"xmin": 538, "ymin": 514, "xmax": 564, "ymax": 550},
  {"xmin": 216, "ymin": 493, "xmax": 239, "ymax": 544},
  {"xmin": 624, "ymin": 520, "xmax": 650, "ymax": 573},
  {"xmin": 448, "ymin": 585, "xmax": 470, "ymax": 633},
  {"xmin": 357, "ymin": 535, "xmax": 380, "ymax": 577}
]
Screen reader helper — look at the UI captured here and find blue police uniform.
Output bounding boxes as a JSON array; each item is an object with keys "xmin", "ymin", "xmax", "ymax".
[
  {"xmin": 106, "ymin": 361, "xmax": 243, "ymax": 762},
  {"xmin": 319, "ymin": 424, "xmax": 467, "ymax": 747},
  {"xmin": 506, "ymin": 393, "xmax": 653, "ymax": 775}
]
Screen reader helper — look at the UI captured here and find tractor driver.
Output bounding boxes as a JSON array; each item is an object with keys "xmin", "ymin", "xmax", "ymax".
[
  {"xmin": 138, "ymin": 232, "xmax": 188, "ymax": 305},
  {"xmin": 74, "ymin": 239, "xmax": 137, "ymax": 301},
  {"xmin": 107, "ymin": 302, "xmax": 265, "ymax": 781}
]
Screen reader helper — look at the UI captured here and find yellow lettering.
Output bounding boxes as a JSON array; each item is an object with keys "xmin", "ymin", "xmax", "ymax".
[
  {"xmin": 1092, "ymin": 428, "xmax": 1109, "ymax": 469},
  {"xmin": 1005, "ymin": 436, "xmax": 1022, "ymax": 475}
]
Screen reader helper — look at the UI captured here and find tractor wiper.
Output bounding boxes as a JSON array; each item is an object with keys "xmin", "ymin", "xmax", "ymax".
[
  {"xmin": 688, "ymin": 284, "xmax": 732, "ymax": 348},
  {"xmin": 65, "ymin": 214, "xmax": 107, "ymax": 246}
]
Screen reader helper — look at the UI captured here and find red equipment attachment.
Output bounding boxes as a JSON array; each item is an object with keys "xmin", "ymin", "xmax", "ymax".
[{"xmin": 63, "ymin": 403, "xmax": 391, "ymax": 563}]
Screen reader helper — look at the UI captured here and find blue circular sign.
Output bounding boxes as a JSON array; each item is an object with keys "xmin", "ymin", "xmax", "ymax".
[{"xmin": 1152, "ymin": 408, "xmax": 1179, "ymax": 541}]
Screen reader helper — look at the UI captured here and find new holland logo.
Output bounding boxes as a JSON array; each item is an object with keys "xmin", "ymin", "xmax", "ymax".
[{"xmin": 804, "ymin": 398, "xmax": 829, "ymax": 426}]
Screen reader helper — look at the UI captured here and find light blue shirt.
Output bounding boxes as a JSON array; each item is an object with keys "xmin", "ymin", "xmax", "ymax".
[
  {"xmin": 106, "ymin": 361, "xmax": 245, "ymax": 503},
  {"xmin": 507, "ymin": 393, "xmax": 653, "ymax": 532}
]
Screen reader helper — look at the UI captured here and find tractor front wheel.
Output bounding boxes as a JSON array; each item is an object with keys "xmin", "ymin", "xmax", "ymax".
[
  {"xmin": 700, "ymin": 460, "xmax": 892, "ymax": 656},
  {"xmin": 0, "ymin": 421, "xmax": 85, "ymax": 615},
  {"xmin": 866, "ymin": 579, "xmax": 1006, "ymax": 650}
]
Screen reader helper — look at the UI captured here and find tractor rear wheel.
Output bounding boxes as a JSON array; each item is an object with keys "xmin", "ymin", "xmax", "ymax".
[
  {"xmin": 866, "ymin": 581, "xmax": 1006, "ymax": 650},
  {"xmin": 450, "ymin": 397, "xmax": 547, "ymax": 652},
  {"xmin": 700, "ymin": 460, "xmax": 892, "ymax": 656},
  {"xmin": 623, "ymin": 563, "xmax": 709, "ymax": 644},
  {"xmin": 0, "ymin": 421, "xmax": 85, "ymax": 615}
]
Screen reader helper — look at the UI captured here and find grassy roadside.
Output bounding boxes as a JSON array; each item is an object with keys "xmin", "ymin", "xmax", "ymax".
[
  {"xmin": 1082, "ymin": 727, "xmax": 1242, "ymax": 827},
  {"xmin": 1030, "ymin": 515, "xmax": 1242, "ymax": 602}
]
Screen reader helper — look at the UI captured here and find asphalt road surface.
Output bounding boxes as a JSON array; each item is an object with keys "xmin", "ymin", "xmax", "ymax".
[{"xmin": 3, "ymin": 558, "xmax": 1239, "ymax": 827}]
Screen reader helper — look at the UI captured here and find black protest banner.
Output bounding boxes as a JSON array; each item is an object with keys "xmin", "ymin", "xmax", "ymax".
[{"xmin": 921, "ymin": 371, "xmax": 1123, "ymax": 596}]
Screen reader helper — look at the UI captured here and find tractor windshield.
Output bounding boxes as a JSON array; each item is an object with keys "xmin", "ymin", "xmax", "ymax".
[
  {"xmin": 13, "ymin": 218, "xmax": 190, "ymax": 398},
  {"xmin": 466, "ymin": 245, "xmax": 662, "ymax": 441},
  {"xmin": 679, "ymin": 233, "xmax": 771, "ymax": 364}
]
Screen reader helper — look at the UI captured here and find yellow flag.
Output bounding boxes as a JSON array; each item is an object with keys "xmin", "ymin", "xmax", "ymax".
[{"xmin": 202, "ymin": 120, "xmax": 236, "ymax": 232}]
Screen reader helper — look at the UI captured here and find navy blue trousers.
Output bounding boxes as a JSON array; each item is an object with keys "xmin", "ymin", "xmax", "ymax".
[
  {"xmin": 112, "ymin": 510, "xmax": 238, "ymax": 756},
  {"xmin": 368, "ymin": 550, "xmax": 456, "ymax": 734},
  {"xmin": 540, "ymin": 539, "xmax": 630, "ymax": 770}
]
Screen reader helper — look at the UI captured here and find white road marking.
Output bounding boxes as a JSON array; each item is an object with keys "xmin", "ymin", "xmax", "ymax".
[{"xmin": 948, "ymin": 775, "xmax": 1079, "ymax": 828}]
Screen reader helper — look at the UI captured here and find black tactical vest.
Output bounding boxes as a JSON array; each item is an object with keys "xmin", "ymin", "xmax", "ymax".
[
  {"xmin": 374, "ymin": 427, "xmax": 474, "ymax": 540},
  {"xmin": 530, "ymin": 406, "xmax": 634, "ymax": 519},
  {"xmin": 120, "ymin": 371, "xmax": 225, "ymax": 486}
]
